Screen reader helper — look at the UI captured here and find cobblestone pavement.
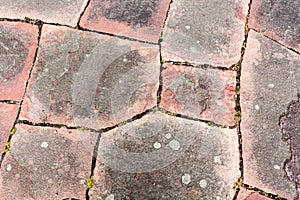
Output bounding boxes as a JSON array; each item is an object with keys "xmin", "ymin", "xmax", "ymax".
[{"xmin": 0, "ymin": 0, "xmax": 299, "ymax": 199}]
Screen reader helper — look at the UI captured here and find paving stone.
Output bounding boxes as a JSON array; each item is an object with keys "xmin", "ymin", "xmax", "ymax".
[
  {"xmin": 160, "ymin": 63, "xmax": 236, "ymax": 126},
  {"xmin": 249, "ymin": 0, "xmax": 300, "ymax": 52},
  {"xmin": 80, "ymin": 0, "xmax": 171, "ymax": 43},
  {"xmin": 0, "ymin": 103, "xmax": 19, "ymax": 153},
  {"xmin": 161, "ymin": 0, "xmax": 249, "ymax": 67},
  {"xmin": 241, "ymin": 30, "xmax": 300, "ymax": 199},
  {"xmin": 0, "ymin": 124, "xmax": 98, "ymax": 199},
  {"xmin": 89, "ymin": 111, "xmax": 240, "ymax": 199},
  {"xmin": 0, "ymin": 22, "xmax": 38, "ymax": 101},
  {"xmin": 0, "ymin": 0, "xmax": 88, "ymax": 26},
  {"xmin": 237, "ymin": 188, "xmax": 273, "ymax": 200},
  {"xmin": 20, "ymin": 25, "xmax": 160, "ymax": 129}
]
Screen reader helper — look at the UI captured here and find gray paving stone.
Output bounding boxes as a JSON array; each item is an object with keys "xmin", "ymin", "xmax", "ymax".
[
  {"xmin": 20, "ymin": 25, "xmax": 160, "ymax": 130},
  {"xmin": 241, "ymin": 30, "xmax": 300, "ymax": 199},
  {"xmin": 0, "ymin": 124, "xmax": 98, "ymax": 199},
  {"xmin": 161, "ymin": 0, "xmax": 249, "ymax": 67},
  {"xmin": 0, "ymin": 0, "xmax": 88, "ymax": 26},
  {"xmin": 89, "ymin": 111, "xmax": 240, "ymax": 199}
]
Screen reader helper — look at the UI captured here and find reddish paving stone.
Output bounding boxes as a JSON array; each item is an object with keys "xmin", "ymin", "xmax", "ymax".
[
  {"xmin": 0, "ymin": 124, "xmax": 98, "ymax": 199},
  {"xmin": 89, "ymin": 112, "xmax": 240, "ymax": 199},
  {"xmin": 20, "ymin": 25, "xmax": 160, "ymax": 129},
  {"xmin": 160, "ymin": 63, "xmax": 236, "ymax": 126},
  {"xmin": 80, "ymin": 0, "xmax": 171, "ymax": 43},
  {"xmin": 0, "ymin": 0, "xmax": 88, "ymax": 26},
  {"xmin": 237, "ymin": 188, "xmax": 273, "ymax": 200},
  {"xmin": 161, "ymin": 0, "xmax": 248, "ymax": 67},
  {"xmin": 241, "ymin": 30, "xmax": 300, "ymax": 199},
  {"xmin": 0, "ymin": 103, "xmax": 19, "ymax": 153},
  {"xmin": 249, "ymin": 0, "xmax": 300, "ymax": 52},
  {"xmin": 0, "ymin": 22, "xmax": 38, "ymax": 101}
]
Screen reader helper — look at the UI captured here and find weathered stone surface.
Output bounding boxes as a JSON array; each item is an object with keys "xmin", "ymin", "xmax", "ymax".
[
  {"xmin": 0, "ymin": 124, "xmax": 97, "ymax": 199},
  {"xmin": 20, "ymin": 25, "xmax": 160, "ymax": 129},
  {"xmin": 0, "ymin": 22, "xmax": 38, "ymax": 101},
  {"xmin": 0, "ymin": 0, "xmax": 88, "ymax": 26},
  {"xmin": 237, "ymin": 188, "xmax": 273, "ymax": 200},
  {"xmin": 80, "ymin": 0, "xmax": 171, "ymax": 43},
  {"xmin": 161, "ymin": 0, "xmax": 249, "ymax": 67},
  {"xmin": 241, "ymin": 30, "xmax": 300, "ymax": 199},
  {"xmin": 160, "ymin": 63, "xmax": 236, "ymax": 126},
  {"xmin": 249, "ymin": 0, "xmax": 300, "ymax": 52},
  {"xmin": 0, "ymin": 103, "xmax": 19, "ymax": 153},
  {"xmin": 89, "ymin": 112, "xmax": 239, "ymax": 199}
]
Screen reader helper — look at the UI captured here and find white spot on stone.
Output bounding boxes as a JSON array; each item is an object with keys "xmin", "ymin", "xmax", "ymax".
[
  {"xmin": 3, "ymin": 79, "xmax": 7, "ymax": 82},
  {"xmin": 254, "ymin": 105, "xmax": 260, "ymax": 110},
  {"xmin": 86, "ymin": 54, "xmax": 90, "ymax": 57},
  {"xmin": 268, "ymin": 83, "xmax": 275, "ymax": 88},
  {"xmin": 123, "ymin": 58, "xmax": 127, "ymax": 62},
  {"xmin": 185, "ymin": 25, "xmax": 191, "ymax": 30},
  {"xmin": 41, "ymin": 142, "xmax": 48, "ymax": 148},
  {"xmin": 181, "ymin": 173, "xmax": 191, "ymax": 184},
  {"xmin": 274, "ymin": 165, "xmax": 280, "ymax": 170},
  {"xmin": 196, "ymin": 40, "xmax": 200, "ymax": 44},
  {"xmin": 6, "ymin": 164, "xmax": 12, "ymax": 171},
  {"xmin": 54, "ymin": 130, "xmax": 58, "ymax": 133},
  {"xmin": 169, "ymin": 140, "xmax": 180, "ymax": 150},
  {"xmin": 213, "ymin": 156, "xmax": 222, "ymax": 164},
  {"xmin": 165, "ymin": 133, "xmax": 172, "ymax": 139},
  {"xmin": 80, "ymin": 179, "xmax": 85, "ymax": 184},
  {"xmin": 106, "ymin": 194, "xmax": 114, "ymax": 200},
  {"xmin": 216, "ymin": 196, "xmax": 221, "ymax": 200},
  {"xmin": 153, "ymin": 142, "xmax": 161, "ymax": 149},
  {"xmin": 199, "ymin": 179, "xmax": 207, "ymax": 188}
]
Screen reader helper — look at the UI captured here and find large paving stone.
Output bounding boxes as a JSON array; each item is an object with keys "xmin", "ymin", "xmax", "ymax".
[
  {"xmin": 160, "ymin": 63, "xmax": 236, "ymax": 126},
  {"xmin": 161, "ymin": 0, "xmax": 249, "ymax": 67},
  {"xmin": 0, "ymin": 103, "xmax": 19, "ymax": 153},
  {"xmin": 237, "ymin": 188, "xmax": 273, "ymax": 200},
  {"xmin": 241, "ymin": 30, "xmax": 300, "ymax": 199},
  {"xmin": 80, "ymin": 0, "xmax": 171, "ymax": 43},
  {"xmin": 0, "ymin": 22, "xmax": 38, "ymax": 101},
  {"xmin": 20, "ymin": 25, "xmax": 160, "ymax": 129},
  {"xmin": 89, "ymin": 111, "xmax": 240, "ymax": 199},
  {"xmin": 0, "ymin": 0, "xmax": 88, "ymax": 26},
  {"xmin": 0, "ymin": 124, "xmax": 98, "ymax": 199},
  {"xmin": 249, "ymin": 0, "xmax": 300, "ymax": 52}
]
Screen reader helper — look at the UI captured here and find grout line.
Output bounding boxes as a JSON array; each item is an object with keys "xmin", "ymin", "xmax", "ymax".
[
  {"xmin": 241, "ymin": 183, "xmax": 288, "ymax": 200},
  {"xmin": 76, "ymin": 0, "xmax": 92, "ymax": 29},
  {"xmin": 232, "ymin": 0, "xmax": 253, "ymax": 199},
  {"xmin": 163, "ymin": 60, "xmax": 234, "ymax": 71},
  {"xmin": 250, "ymin": 28, "xmax": 300, "ymax": 55},
  {"xmin": 0, "ymin": 100, "xmax": 21, "ymax": 105},
  {"xmin": 0, "ymin": 20, "xmax": 43, "ymax": 167}
]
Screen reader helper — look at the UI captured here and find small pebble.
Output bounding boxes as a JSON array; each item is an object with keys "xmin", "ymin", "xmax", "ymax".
[
  {"xmin": 268, "ymin": 83, "xmax": 275, "ymax": 88},
  {"xmin": 185, "ymin": 25, "xmax": 191, "ymax": 30},
  {"xmin": 165, "ymin": 133, "xmax": 172, "ymax": 139},
  {"xmin": 254, "ymin": 105, "xmax": 260, "ymax": 110},
  {"xmin": 182, "ymin": 173, "xmax": 191, "ymax": 184},
  {"xmin": 274, "ymin": 165, "xmax": 280, "ymax": 170},
  {"xmin": 106, "ymin": 194, "xmax": 114, "ymax": 200},
  {"xmin": 41, "ymin": 142, "xmax": 48, "ymax": 148},
  {"xmin": 199, "ymin": 179, "xmax": 207, "ymax": 188},
  {"xmin": 153, "ymin": 142, "xmax": 162, "ymax": 149},
  {"xmin": 213, "ymin": 156, "xmax": 222, "ymax": 164}
]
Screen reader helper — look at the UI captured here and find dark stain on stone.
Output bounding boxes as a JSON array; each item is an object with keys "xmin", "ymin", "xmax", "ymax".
[
  {"xmin": 257, "ymin": 0, "xmax": 300, "ymax": 48},
  {"xmin": 280, "ymin": 96, "xmax": 300, "ymax": 188},
  {"xmin": 89, "ymin": 0, "xmax": 159, "ymax": 27},
  {"xmin": 0, "ymin": 25, "xmax": 28, "ymax": 82}
]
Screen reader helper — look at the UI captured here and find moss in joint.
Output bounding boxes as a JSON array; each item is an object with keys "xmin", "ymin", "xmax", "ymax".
[{"xmin": 88, "ymin": 176, "xmax": 94, "ymax": 189}]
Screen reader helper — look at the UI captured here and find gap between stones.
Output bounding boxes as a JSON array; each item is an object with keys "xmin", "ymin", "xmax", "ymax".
[{"xmin": 0, "ymin": 100, "xmax": 21, "ymax": 105}]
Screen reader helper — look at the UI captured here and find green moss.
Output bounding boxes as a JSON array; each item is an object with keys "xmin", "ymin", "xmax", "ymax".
[
  {"xmin": 87, "ymin": 176, "xmax": 94, "ymax": 189},
  {"xmin": 4, "ymin": 142, "xmax": 10, "ymax": 153},
  {"xmin": 10, "ymin": 127, "xmax": 17, "ymax": 135}
]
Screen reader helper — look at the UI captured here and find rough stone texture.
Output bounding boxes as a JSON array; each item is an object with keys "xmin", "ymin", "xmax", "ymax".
[
  {"xmin": 20, "ymin": 25, "xmax": 160, "ymax": 129},
  {"xmin": 0, "ymin": 124, "xmax": 98, "ymax": 199},
  {"xmin": 0, "ymin": 0, "xmax": 88, "ymax": 27},
  {"xmin": 80, "ymin": 0, "xmax": 171, "ymax": 43},
  {"xmin": 241, "ymin": 30, "xmax": 300, "ymax": 199},
  {"xmin": 280, "ymin": 97, "xmax": 300, "ymax": 195},
  {"xmin": 160, "ymin": 63, "xmax": 236, "ymax": 126},
  {"xmin": 161, "ymin": 0, "xmax": 248, "ymax": 67},
  {"xmin": 249, "ymin": 0, "xmax": 300, "ymax": 52},
  {"xmin": 0, "ymin": 22, "xmax": 38, "ymax": 101},
  {"xmin": 89, "ymin": 112, "xmax": 240, "ymax": 199},
  {"xmin": 0, "ymin": 103, "xmax": 19, "ymax": 152},
  {"xmin": 237, "ymin": 188, "xmax": 273, "ymax": 200}
]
